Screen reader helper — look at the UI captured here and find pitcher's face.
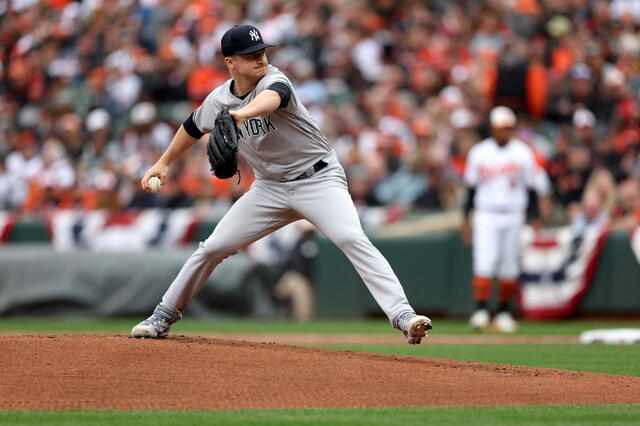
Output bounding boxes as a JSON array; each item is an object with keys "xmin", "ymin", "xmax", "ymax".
[{"xmin": 227, "ymin": 49, "xmax": 268, "ymax": 80}]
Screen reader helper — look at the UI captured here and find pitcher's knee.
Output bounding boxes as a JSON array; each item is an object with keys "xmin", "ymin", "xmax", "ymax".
[
  {"xmin": 332, "ymin": 230, "xmax": 367, "ymax": 249},
  {"xmin": 198, "ymin": 240, "xmax": 238, "ymax": 261}
]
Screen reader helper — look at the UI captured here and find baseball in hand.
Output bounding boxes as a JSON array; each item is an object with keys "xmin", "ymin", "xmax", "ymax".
[{"xmin": 147, "ymin": 176, "xmax": 162, "ymax": 193}]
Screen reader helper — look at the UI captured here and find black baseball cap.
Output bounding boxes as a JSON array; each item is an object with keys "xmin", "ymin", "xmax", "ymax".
[{"xmin": 221, "ymin": 25, "xmax": 276, "ymax": 57}]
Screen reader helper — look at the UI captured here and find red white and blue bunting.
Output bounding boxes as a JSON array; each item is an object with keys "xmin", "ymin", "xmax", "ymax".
[
  {"xmin": 48, "ymin": 209, "xmax": 200, "ymax": 252},
  {"xmin": 519, "ymin": 222, "xmax": 610, "ymax": 319}
]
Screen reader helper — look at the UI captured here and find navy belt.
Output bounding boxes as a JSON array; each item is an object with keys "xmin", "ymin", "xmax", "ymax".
[{"xmin": 282, "ymin": 160, "xmax": 328, "ymax": 182}]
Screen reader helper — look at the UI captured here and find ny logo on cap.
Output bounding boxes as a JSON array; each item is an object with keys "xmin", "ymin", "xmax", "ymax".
[{"xmin": 249, "ymin": 29, "xmax": 260, "ymax": 41}]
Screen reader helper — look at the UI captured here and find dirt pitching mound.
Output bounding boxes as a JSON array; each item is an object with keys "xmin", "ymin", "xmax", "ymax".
[{"xmin": 1, "ymin": 334, "xmax": 639, "ymax": 410}]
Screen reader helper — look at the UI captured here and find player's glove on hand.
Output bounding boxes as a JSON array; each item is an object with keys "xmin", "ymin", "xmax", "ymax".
[{"xmin": 207, "ymin": 107, "xmax": 239, "ymax": 180}]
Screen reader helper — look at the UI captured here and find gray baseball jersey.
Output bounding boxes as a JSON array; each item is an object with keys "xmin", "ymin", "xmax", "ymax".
[
  {"xmin": 192, "ymin": 65, "xmax": 333, "ymax": 181},
  {"xmin": 143, "ymin": 64, "xmax": 420, "ymax": 336}
]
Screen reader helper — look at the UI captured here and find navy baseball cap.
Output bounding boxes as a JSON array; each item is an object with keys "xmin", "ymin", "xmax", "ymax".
[{"xmin": 221, "ymin": 25, "xmax": 276, "ymax": 57}]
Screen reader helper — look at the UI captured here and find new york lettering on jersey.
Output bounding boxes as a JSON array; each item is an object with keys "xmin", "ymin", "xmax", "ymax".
[{"xmin": 237, "ymin": 115, "xmax": 277, "ymax": 139}]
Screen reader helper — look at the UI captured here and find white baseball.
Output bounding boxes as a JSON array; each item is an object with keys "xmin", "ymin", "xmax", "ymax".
[{"xmin": 148, "ymin": 176, "xmax": 162, "ymax": 193}]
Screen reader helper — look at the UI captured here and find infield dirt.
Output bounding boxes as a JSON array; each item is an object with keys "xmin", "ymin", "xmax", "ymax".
[{"xmin": 1, "ymin": 334, "xmax": 639, "ymax": 410}]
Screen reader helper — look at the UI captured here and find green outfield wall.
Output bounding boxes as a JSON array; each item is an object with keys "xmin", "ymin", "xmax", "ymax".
[
  {"xmin": 314, "ymin": 230, "xmax": 640, "ymax": 318},
  {"xmin": 3, "ymin": 220, "xmax": 640, "ymax": 317}
]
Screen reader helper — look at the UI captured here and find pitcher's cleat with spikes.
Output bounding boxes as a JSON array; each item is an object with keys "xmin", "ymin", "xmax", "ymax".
[
  {"xmin": 396, "ymin": 312, "xmax": 432, "ymax": 344},
  {"xmin": 131, "ymin": 303, "xmax": 182, "ymax": 338}
]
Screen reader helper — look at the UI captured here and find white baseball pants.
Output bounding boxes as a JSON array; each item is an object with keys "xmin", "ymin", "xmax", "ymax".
[
  {"xmin": 161, "ymin": 155, "xmax": 414, "ymax": 325},
  {"xmin": 472, "ymin": 209, "xmax": 525, "ymax": 279}
]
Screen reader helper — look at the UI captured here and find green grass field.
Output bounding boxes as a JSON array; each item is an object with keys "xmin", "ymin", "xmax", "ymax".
[
  {"xmin": 318, "ymin": 343, "xmax": 640, "ymax": 376},
  {"xmin": 1, "ymin": 405, "xmax": 640, "ymax": 426},
  {"xmin": 2, "ymin": 317, "xmax": 639, "ymax": 425},
  {"xmin": 1, "ymin": 315, "xmax": 638, "ymax": 335}
]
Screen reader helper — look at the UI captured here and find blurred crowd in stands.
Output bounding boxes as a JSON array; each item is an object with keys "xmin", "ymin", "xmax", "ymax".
[{"xmin": 1, "ymin": 0, "xmax": 639, "ymax": 229}]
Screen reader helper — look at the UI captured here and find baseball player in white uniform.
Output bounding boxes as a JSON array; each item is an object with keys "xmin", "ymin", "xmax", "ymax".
[
  {"xmin": 131, "ymin": 25, "xmax": 432, "ymax": 344},
  {"xmin": 462, "ymin": 106, "xmax": 542, "ymax": 332}
]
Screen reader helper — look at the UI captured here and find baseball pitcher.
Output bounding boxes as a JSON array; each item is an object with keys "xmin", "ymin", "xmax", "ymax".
[
  {"xmin": 462, "ymin": 106, "xmax": 542, "ymax": 332},
  {"xmin": 131, "ymin": 25, "xmax": 431, "ymax": 344}
]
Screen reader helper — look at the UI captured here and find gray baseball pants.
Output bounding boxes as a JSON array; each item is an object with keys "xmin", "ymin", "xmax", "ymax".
[{"xmin": 161, "ymin": 154, "xmax": 414, "ymax": 325}]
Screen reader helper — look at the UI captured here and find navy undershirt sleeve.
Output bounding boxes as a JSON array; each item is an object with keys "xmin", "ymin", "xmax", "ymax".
[
  {"xmin": 267, "ymin": 82, "xmax": 292, "ymax": 109},
  {"xmin": 182, "ymin": 112, "xmax": 205, "ymax": 139}
]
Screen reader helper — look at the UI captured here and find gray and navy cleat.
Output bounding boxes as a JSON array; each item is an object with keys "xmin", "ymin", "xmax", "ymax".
[
  {"xmin": 395, "ymin": 312, "xmax": 432, "ymax": 344},
  {"xmin": 131, "ymin": 303, "xmax": 182, "ymax": 338}
]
